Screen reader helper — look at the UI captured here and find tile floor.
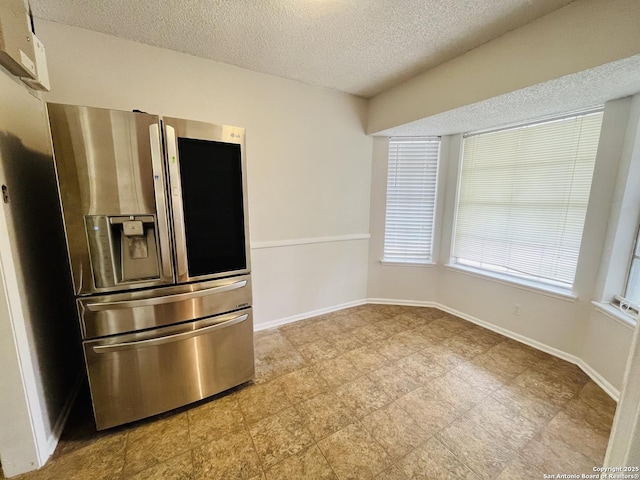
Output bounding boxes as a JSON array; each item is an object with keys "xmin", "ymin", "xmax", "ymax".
[{"xmin": 5, "ymin": 304, "xmax": 617, "ymax": 480}]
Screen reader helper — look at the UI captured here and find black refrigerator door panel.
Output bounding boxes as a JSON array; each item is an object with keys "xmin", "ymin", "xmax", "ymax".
[
  {"xmin": 178, "ymin": 138, "xmax": 246, "ymax": 276},
  {"xmin": 164, "ymin": 117, "xmax": 250, "ymax": 284}
]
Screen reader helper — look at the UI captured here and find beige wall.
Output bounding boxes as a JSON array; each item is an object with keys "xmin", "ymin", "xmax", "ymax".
[
  {"xmin": 368, "ymin": 0, "xmax": 640, "ymax": 135},
  {"xmin": 36, "ymin": 20, "xmax": 373, "ymax": 328}
]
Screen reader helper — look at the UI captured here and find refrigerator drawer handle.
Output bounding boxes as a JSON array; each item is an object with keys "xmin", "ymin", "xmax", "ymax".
[
  {"xmin": 86, "ymin": 280, "xmax": 247, "ymax": 311},
  {"xmin": 92, "ymin": 313, "xmax": 248, "ymax": 353}
]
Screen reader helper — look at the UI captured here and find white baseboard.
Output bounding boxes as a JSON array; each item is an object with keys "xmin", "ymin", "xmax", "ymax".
[
  {"xmin": 254, "ymin": 299, "xmax": 367, "ymax": 332},
  {"xmin": 367, "ymin": 298, "xmax": 437, "ymax": 308},
  {"xmin": 44, "ymin": 371, "xmax": 84, "ymax": 459}
]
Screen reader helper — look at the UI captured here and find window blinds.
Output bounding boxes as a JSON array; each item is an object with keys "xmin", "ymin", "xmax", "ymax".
[
  {"xmin": 384, "ymin": 138, "xmax": 440, "ymax": 264},
  {"xmin": 452, "ymin": 111, "xmax": 603, "ymax": 288}
]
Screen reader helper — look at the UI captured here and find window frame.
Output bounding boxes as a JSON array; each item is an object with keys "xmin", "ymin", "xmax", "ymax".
[{"xmin": 615, "ymin": 222, "xmax": 640, "ymax": 319}]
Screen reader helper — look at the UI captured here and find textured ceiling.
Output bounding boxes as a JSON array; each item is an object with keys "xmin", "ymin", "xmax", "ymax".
[
  {"xmin": 377, "ymin": 54, "xmax": 640, "ymax": 137},
  {"xmin": 29, "ymin": 0, "xmax": 574, "ymax": 98}
]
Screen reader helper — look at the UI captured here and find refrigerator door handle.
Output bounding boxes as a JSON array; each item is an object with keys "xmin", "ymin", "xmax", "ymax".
[
  {"xmin": 149, "ymin": 123, "xmax": 173, "ymax": 281},
  {"xmin": 165, "ymin": 124, "xmax": 188, "ymax": 280},
  {"xmin": 85, "ymin": 280, "xmax": 248, "ymax": 311},
  {"xmin": 92, "ymin": 313, "xmax": 248, "ymax": 353}
]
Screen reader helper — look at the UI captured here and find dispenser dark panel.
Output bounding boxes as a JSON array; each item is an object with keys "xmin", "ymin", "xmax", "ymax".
[{"xmin": 177, "ymin": 138, "xmax": 247, "ymax": 277}]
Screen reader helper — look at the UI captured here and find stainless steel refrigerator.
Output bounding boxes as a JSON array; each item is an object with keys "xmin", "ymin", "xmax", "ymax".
[{"xmin": 47, "ymin": 104, "xmax": 255, "ymax": 430}]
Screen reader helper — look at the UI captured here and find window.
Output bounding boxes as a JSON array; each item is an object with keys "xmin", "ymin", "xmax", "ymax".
[
  {"xmin": 383, "ymin": 137, "xmax": 440, "ymax": 264},
  {"xmin": 452, "ymin": 110, "xmax": 604, "ymax": 290},
  {"xmin": 618, "ymin": 224, "xmax": 640, "ymax": 317}
]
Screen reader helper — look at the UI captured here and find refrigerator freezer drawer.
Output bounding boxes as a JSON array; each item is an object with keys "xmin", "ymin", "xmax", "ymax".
[
  {"xmin": 78, "ymin": 274, "xmax": 252, "ymax": 338},
  {"xmin": 84, "ymin": 308, "xmax": 254, "ymax": 430}
]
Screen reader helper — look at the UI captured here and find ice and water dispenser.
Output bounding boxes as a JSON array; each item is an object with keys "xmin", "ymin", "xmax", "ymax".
[{"xmin": 85, "ymin": 214, "xmax": 160, "ymax": 288}]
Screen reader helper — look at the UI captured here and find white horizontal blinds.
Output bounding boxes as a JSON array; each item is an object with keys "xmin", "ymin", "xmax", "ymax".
[
  {"xmin": 453, "ymin": 111, "xmax": 604, "ymax": 287},
  {"xmin": 384, "ymin": 138, "xmax": 440, "ymax": 263}
]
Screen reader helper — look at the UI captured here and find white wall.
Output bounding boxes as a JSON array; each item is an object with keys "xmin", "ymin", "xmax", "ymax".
[
  {"xmin": 366, "ymin": 137, "xmax": 435, "ymax": 302},
  {"xmin": 36, "ymin": 20, "xmax": 373, "ymax": 328},
  {"xmin": 367, "ymin": 97, "xmax": 640, "ymax": 396}
]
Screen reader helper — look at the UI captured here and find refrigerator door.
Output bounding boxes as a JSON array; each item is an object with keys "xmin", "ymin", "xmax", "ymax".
[
  {"xmin": 163, "ymin": 117, "xmax": 250, "ymax": 284},
  {"xmin": 47, "ymin": 104, "xmax": 174, "ymax": 295},
  {"xmin": 78, "ymin": 274, "xmax": 252, "ymax": 338},
  {"xmin": 84, "ymin": 308, "xmax": 255, "ymax": 430}
]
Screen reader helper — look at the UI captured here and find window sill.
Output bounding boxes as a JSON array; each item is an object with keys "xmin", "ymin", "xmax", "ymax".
[
  {"xmin": 379, "ymin": 260, "xmax": 437, "ymax": 268},
  {"xmin": 444, "ymin": 263, "xmax": 577, "ymax": 302},
  {"xmin": 591, "ymin": 301, "xmax": 637, "ymax": 329}
]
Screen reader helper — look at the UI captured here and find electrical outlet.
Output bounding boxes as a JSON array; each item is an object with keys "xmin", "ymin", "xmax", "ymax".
[{"xmin": 513, "ymin": 304, "xmax": 521, "ymax": 316}]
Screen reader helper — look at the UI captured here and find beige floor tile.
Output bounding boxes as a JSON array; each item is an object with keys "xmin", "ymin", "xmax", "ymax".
[
  {"xmin": 420, "ymin": 344, "xmax": 468, "ymax": 370},
  {"xmin": 470, "ymin": 349, "xmax": 528, "ymax": 378},
  {"xmin": 369, "ymin": 364, "xmax": 421, "ymax": 399},
  {"xmin": 281, "ymin": 323, "xmax": 323, "ymax": 346},
  {"xmin": 312, "ymin": 318, "xmax": 347, "ymax": 337},
  {"xmin": 423, "ymin": 371, "xmax": 490, "ymax": 412},
  {"xmin": 563, "ymin": 397, "xmax": 615, "ymax": 432},
  {"xmin": 192, "ymin": 428, "xmax": 262, "ymax": 479},
  {"xmin": 295, "ymin": 392, "xmax": 356, "ymax": 441},
  {"xmin": 127, "ymin": 452, "xmax": 193, "ymax": 480},
  {"xmin": 124, "ymin": 413, "xmax": 190, "ymax": 476},
  {"xmin": 396, "ymin": 352, "xmax": 448, "ymax": 383},
  {"xmin": 335, "ymin": 313, "xmax": 369, "ymax": 331},
  {"xmin": 545, "ymin": 410, "xmax": 610, "ymax": 462},
  {"xmin": 374, "ymin": 464, "xmax": 407, "ymax": 480},
  {"xmin": 440, "ymin": 335, "xmax": 492, "ymax": 359},
  {"xmin": 352, "ymin": 324, "xmax": 391, "ymax": 345},
  {"xmin": 512, "ymin": 369, "xmax": 584, "ymax": 408},
  {"xmin": 360, "ymin": 402, "xmax": 429, "ymax": 459},
  {"xmin": 318, "ymin": 423, "xmax": 391, "ymax": 480},
  {"xmin": 377, "ymin": 319, "xmax": 413, "ymax": 337},
  {"xmin": 397, "ymin": 437, "xmax": 480, "ymax": 480},
  {"xmin": 278, "ymin": 366, "xmax": 329, "ymax": 404},
  {"xmin": 409, "ymin": 324, "xmax": 452, "ymax": 345},
  {"xmin": 436, "ymin": 416, "xmax": 514, "ymax": 480},
  {"xmin": 388, "ymin": 313, "xmax": 426, "ymax": 330},
  {"xmin": 425, "ymin": 317, "xmax": 469, "ymax": 336},
  {"xmin": 327, "ymin": 331, "xmax": 366, "ymax": 354},
  {"xmin": 395, "ymin": 386, "xmax": 462, "ymax": 436},
  {"xmin": 236, "ymin": 381, "xmax": 292, "ymax": 424},
  {"xmin": 577, "ymin": 381, "xmax": 617, "ymax": 418},
  {"xmin": 535, "ymin": 356, "xmax": 590, "ymax": 385},
  {"xmin": 464, "ymin": 397, "xmax": 539, "ymax": 451},
  {"xmin": 188, "ymin": 394, "xmax": 245, "ymax": 446},
  {"xmin": 371, "ymin": 337, "xmax": 414, "ymax": 362},
  {"xmin": 248, "ymin": 407, "xmax": 314, "ymax": 469},
  {"xmin": 486, "ymin": 340, "xmax": 546, "ymax": 370},
  {"xmin": 391, "ymin": 330, "xmax": 436, "ymax": 350},
  {"xmin": 16, "ymin": 432, "xmax": 127, "ymax": 480},
  {"xmin": 518, "ymin": 430, "xmax": 597, "ymax": 475},
  {"xmin": 264, "ymin": 445, "xmax": 337, "ymax": 480},
  {"xmin": 336, "ymin": 376, "xmax": 392, "ymax": 418},
  {"xmin": 456, "ymin": 326, "xmax": 506, "ymax": 350},
  {"xmin": 254, "ymin": 350, "xmax": 307, "ymax": 384},
  {"xmin": 314, "ymin": 355, "xmax": 363, "ymax": 388},
  {"xmin": 495, "ymin": 454, "xmax": 546, "ymax": 480},
  {"xmin": 449, "ymin": 361, "xmax": 511, "ymax": 393},
  {"xmin": 297, "ymin": 338, "xmax": 341, "ymax": 363},
  {"xmin": 342, "ymin": 346, "xmax": 389, "ymax": 374},
  {"xmin": 254, "ymin": 331, "xmax": 296, "ymax": 362},
  {"xmin": 490, "ymin": 383, "xmax": 560, "ymax": 428}
]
